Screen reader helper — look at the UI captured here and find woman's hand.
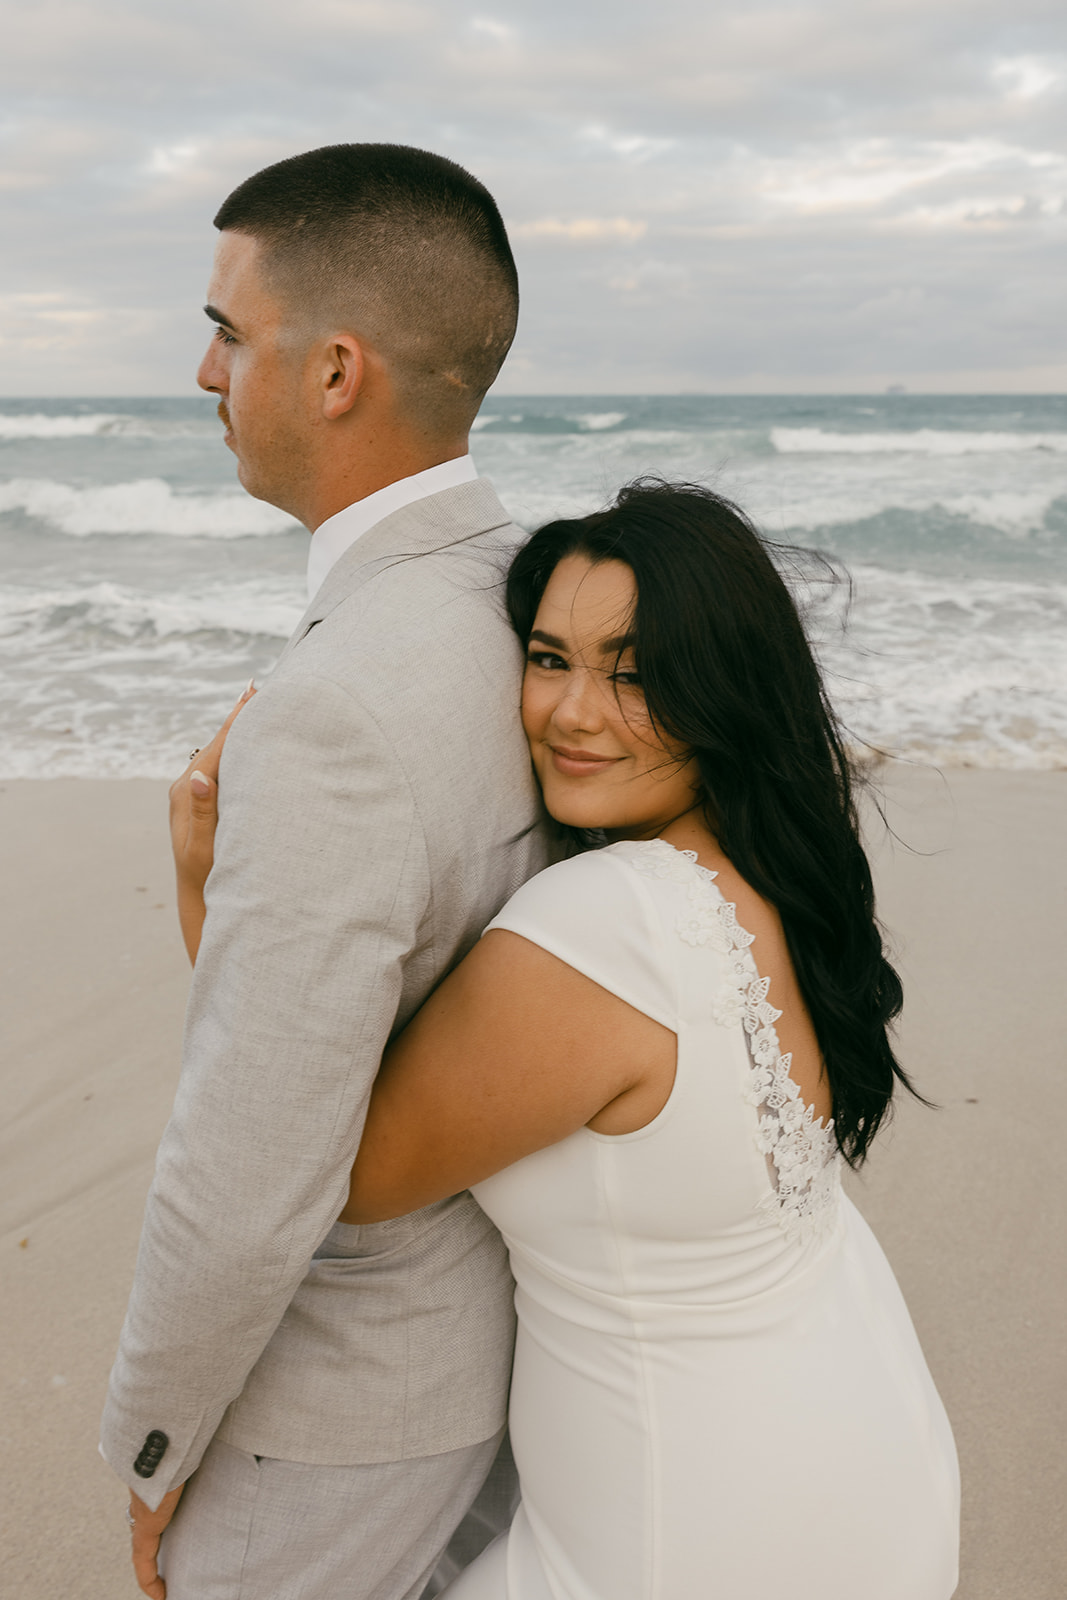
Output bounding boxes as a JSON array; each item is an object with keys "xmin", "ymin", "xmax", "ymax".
[
  {"xmin": 170, "ymin": 680, "xmax": 256, "ymax": 964},
  {"xmin": 128, "ymin": 1483, "xmax": 184, "ymax": 1599}
]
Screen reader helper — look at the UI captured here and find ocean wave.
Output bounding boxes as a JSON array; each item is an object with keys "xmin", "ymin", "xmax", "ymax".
[
  {"xmin": 0, "ymin": 412, "xmax": 122, "ymax": 439},
  {"xmin": 772, "ymin": 491, "xmax": 1067, "ymax": 543},
  {"xmin": 0, "ymin": 579, "xmax": 301, "ymax": 645},
  {"xmin": 472, "ymin": 410, "xmax": 629, "ymax": 435},
  {"xmin": 771, "ymin": 428, "xmax": 1067, "ymax": 456},
  {"xmin": 815, "ymin": 565, "xmax": 1067, "ymax": 768},
  {"xmin": 0, "ymin": 577, "xmax": 298, "ymax": 779},
  {"xmin": 0, "ymin": 477, "xmax": 297, "ymax": 538},
  {"xmin": 2, "ymin": 564, "xmax": 1064, "ymax": 776},
  {"xmin": 0, "ymin": 411, "xmax": 215, "ymax": 440},
  {"xmin": 575, "ymin": 412, "xmax": 628, "ymax": 431}
]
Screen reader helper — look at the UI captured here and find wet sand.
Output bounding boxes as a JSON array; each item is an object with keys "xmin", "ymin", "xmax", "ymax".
[{"xmin": 1, "ymin": 769, "xmax": 1064, "ymax": 1598}]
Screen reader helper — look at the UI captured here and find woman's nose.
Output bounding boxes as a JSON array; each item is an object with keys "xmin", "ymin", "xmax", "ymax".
[{"xmin": 552, "ymin": 670, "xmax": 605, "ymax": 735}]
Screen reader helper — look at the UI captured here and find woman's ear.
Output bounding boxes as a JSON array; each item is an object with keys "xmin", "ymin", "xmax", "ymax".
[{"xmin": 321, "ymin": 334, "xmax": 365, "ymax": 419}]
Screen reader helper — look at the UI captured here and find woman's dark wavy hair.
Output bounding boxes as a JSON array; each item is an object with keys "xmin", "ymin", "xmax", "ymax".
[{"xmin": 506, "ymin": 478, "xmax": 918, "ymax": 1167}]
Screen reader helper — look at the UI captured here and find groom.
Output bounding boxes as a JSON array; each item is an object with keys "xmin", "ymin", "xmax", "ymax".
[{"xmin": 101, "ymin": 145, "xmax": 553, "ymax": 1598}]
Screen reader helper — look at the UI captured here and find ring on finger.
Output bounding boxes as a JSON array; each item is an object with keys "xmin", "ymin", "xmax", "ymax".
[
  {"xmin": 126, "ymin": 1505, "xmax": 136, "ymax": 1530},
  {"xmin": 189, "ymin": 748, "xmax": 201, "ymax": 762}
]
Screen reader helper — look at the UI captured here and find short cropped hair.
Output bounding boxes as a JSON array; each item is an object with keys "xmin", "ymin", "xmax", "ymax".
[{"xmin": 214, "ymin": 143, "xmax": 518, "ymax": 434}]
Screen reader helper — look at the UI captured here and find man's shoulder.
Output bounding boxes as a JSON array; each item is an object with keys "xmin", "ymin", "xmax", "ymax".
[
  {"xmin": 291, "ymin": 533, "xmax": 523, "ymax": 684},
  {"xmin": 308, "ymin": 479, "xmax": 522, "ymax": 622}
]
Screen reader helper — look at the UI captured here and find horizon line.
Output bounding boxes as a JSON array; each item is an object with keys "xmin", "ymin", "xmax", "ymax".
[{"xmin": 0, "ymin": 389, "xmax": 1065, "ymax": 402}]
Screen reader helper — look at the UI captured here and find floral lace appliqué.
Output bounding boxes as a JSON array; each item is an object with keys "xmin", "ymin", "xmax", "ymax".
[{"xmin": 628, "ymin": 838, "xmax": 839, "ymax": 1239}]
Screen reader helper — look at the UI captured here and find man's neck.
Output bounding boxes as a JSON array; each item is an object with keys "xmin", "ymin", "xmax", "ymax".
[{"xmin": 303, "ymin": 433, "xmax": 470, "ymax": 532}]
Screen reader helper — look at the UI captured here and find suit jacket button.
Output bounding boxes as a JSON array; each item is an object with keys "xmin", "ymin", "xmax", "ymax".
[{"xmin": 133, "ymin": 1430, "xmax": 169, "ymax": 1476}]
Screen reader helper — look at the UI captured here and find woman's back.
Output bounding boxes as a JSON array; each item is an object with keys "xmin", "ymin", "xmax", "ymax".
[{"xmin": 454, "ymin": 841, "xmax": 959, "ymax": 1600}]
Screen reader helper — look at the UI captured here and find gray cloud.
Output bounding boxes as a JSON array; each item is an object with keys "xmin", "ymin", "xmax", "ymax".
[{"xmin": 0, "ymin": 0, "xmax": 1063, "ymax": 392}]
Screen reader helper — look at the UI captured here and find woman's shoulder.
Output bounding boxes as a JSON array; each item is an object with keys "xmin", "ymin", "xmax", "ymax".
[
  {"xmin": 496, "ymin": 835, "xmax": 711, "ymax": 906},
  {"xmin": 493, "ymin": 838, "xmax": 678, "ymax": 910},
  {"xmin": 483, "ymin": 840, "xmax": 706, "ymax": 1031}
]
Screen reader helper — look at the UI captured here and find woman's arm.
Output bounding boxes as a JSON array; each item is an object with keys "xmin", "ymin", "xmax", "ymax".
[
  {"xmin": 342, "ymin": 928, "xmax": 676, "ymax": 1223},
  {"xmin": 169, "ymin": 682, "xmax": 255, "ymax": 963}
]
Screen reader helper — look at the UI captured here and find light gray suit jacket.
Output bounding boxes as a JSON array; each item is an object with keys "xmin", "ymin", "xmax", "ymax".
[{"xmin": 101, "ymin": 479, "xmax": 555, "ymax": 1508}]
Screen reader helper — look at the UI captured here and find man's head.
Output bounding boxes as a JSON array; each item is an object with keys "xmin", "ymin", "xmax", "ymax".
[{"xmin": 197, "ymin": 144, "xmax": 518, "ymax": 523}]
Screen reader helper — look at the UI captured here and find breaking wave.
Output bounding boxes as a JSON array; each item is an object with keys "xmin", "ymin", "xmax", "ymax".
[
  {"xmin": 772, "ymin": 428, "xmax": 1067, "ymax": 456},
  {"xmin": 0, "ymin": 477, "xmax": 297, "ymax": 538}
]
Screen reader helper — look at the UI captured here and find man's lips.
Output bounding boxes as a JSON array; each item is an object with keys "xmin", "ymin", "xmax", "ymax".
[
  {"xmin": 548, "ymin": 745, "xmax": 623, "ymax": 777},
  {"xmin": 216, "ymin": 401, "xmax": 233, "ymax": 436}
]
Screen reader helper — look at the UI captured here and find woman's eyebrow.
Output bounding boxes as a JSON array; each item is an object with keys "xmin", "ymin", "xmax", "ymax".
[{"xmin": 527, "ymin": 628, "xmax": 634, "ymax": 655}]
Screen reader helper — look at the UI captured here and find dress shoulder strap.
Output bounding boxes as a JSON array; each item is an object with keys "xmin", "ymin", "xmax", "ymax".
[
  {"xmin": 621, "ymin": 838, "xmax": 841, "ymax": 1238},
  {"xmin": 484, "ymin": 846, "xmax": 680, "ymax": 1032}
]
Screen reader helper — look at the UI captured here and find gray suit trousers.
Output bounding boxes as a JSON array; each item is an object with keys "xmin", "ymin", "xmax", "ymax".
[{"xmin": 159, "ymin": 1429, "xmax": 511, "ymax": 1600}]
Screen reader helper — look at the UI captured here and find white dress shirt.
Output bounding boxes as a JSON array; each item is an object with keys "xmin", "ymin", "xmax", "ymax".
[{"xmin": 305, "ymin": 455, "xmax": 479, "ymax": 602}]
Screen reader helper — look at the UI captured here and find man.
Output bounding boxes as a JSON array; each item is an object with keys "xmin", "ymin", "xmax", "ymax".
[{"xmin": 101, "ymin": 144, "xmax": 553, "ymax": 1599}]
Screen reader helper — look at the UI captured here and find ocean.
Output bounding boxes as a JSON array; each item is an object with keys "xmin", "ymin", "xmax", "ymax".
[{"xmin": 1, "ymin": 393, "xmax": 1065, "ymax": 778}]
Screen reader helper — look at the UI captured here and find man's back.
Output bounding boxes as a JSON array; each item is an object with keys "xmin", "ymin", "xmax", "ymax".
[
  {"xmin": 209, "ymin": 480, "xmax": 553, "ymax": 1462},
  {"xmin": 103, "ymin": 480, "xmax": 552, "ymax": 1482},
  {"xmin": 105, "ymin": 140, "xmax": 545, "ymax": 1600}
]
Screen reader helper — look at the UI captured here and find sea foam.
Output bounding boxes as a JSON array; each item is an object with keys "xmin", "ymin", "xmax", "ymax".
[
  {"xmin": 0, "ymin": 477, "xmax": 297, "ymax": 538},
  {"xmin": 0, "ymin": 413, "xmax": 123, "ymax": 439},
  {"xmin": 0, "ymin": 579, "xmax": 302, "ymax": 644},
  {"xmin": 0, "ymin": 412, "xmax": 215, "ymax": 440},
  {"xmin": 772, "ymin": 428, "xmax": 1067, "ymax": 456},
  {"xmin": 4, "ymin": 393, "xmax": 1066, "ymax": 774}
]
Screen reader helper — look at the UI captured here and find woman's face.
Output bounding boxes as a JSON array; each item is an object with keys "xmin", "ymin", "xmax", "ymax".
[{"xmin": 521, "ymin": 554, "xmax": 701, "ymax": 839}]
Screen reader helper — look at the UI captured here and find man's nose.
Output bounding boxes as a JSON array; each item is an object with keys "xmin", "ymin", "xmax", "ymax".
[{"xmin": 197, "ymin": 340, "xmax": 226, "ymax": 394}]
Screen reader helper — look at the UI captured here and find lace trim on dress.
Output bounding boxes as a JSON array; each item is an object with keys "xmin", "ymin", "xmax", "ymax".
[{"xmin": 627, "ymin": 838, "xmax": 839, "ymax": 1239}]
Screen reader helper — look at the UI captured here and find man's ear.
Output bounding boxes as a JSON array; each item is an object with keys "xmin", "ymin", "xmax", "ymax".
[{"xmin": 321, "ymin": 334, "xmax": 365, "ymax": 420}]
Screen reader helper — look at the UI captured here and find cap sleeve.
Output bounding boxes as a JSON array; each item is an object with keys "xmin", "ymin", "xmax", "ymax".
[{"xmin": 483, "ymin": 846, "xmax": 679, "ymax": 1032}]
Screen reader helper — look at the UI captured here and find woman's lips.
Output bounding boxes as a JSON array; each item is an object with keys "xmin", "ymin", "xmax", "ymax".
[{"xmin": 549, "ymin": 745, "xmax": 622, "ymax": 777}]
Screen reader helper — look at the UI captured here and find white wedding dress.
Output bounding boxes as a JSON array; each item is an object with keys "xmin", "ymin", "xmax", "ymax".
[{"xmin": 447, "ymin": 839, "xmax": 959, "ymax": 1600}]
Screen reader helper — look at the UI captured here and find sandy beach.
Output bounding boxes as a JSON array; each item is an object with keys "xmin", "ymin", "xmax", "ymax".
[{"xmin": 1, "ymin": 766, "xmax": 1064, "ymax": 1599}]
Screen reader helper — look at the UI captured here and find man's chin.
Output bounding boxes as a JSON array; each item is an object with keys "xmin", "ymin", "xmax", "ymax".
[
  {"xmin": 234, "ymin": 459, "xmax": 290, "ymax": 514},
  {"xmin": 234, "ymin": 457, "xmax": 267, "ymax": 502}
]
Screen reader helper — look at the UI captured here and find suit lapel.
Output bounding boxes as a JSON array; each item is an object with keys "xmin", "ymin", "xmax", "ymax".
[{"xmin": 277, "ymin": 477, "xmax": 516, "ymax": 666}]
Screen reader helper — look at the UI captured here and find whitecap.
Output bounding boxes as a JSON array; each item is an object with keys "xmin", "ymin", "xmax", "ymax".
[
  {"xmin": 0, "ymin": 412, "xmax": 215, "ymax": 440},
  {"xmin": 0, "ymin": 477, "xmax": 298, "ymax": 538},
  {"xmin": 771, "ymin": 428, "xmax": 1067, "ymax": 457},
  {"xmin": 0, "ymin": 413, "xmax": 124, "ymax": 439},
  {"xmin": 0, "ymin": 579, "xmax": 301, "ymax": 644},
  {"xmin": 573, "ymin": 412, "xmax": 627, "ymax": 431},
  {"xmin": 814, "ymin": 564, "xmax": 1067, "ymax": 769},
  {"xmin": 764, "ymin": 489, "xmax": 1060, "ymax": 538}
]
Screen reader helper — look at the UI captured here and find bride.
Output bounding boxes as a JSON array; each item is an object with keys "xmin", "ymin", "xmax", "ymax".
[{"xmin": 177, "ymin": 480, "xmax": 959, "ymax": 1598}]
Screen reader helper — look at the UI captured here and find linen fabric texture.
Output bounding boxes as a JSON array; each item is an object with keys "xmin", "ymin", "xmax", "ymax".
[
  {"xmin": 157, "ymin": 1431, "xmax": 505, "ymax": 1600},
  {"xmin": 101, "ymin": 480, "xmax": 554, "ymax": 1508}
]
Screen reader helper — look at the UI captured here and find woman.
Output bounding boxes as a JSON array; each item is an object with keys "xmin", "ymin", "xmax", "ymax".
[{"xmin": 178, "ymin": 482, "xmax": 959, "ymax": 1598}]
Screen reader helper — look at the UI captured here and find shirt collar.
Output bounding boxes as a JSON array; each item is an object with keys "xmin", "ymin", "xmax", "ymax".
[{"xmin": 306, "ymin": 454, "xmax": 479, "ymax": 602}]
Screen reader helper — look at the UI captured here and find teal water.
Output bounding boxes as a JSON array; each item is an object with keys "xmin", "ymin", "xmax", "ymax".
[{"xmin": 1, "ymin": 394, "xmax": 1065, "ymax": 775}]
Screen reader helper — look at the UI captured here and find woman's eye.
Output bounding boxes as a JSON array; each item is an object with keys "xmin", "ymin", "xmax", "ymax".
[
  {"xmin": 526, "ymin": 651, "xmax": 567, "ymax": 671},
  {"xmin": 611, "ymin": 669, "xmax": 642, "ymax": 687}
]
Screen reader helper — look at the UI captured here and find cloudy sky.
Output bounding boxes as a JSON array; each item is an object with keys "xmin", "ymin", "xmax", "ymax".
[{"xmin": 2, "ymin": 0, "xmax": 1064, "ymax": 394}]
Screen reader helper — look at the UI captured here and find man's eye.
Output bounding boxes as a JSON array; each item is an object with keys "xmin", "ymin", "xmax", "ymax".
[
  {"xmin": 214, "ymin": 326, "xmax": 237, "ymax": 346},
  {"xmin": 526, "ymin": 651, "xmax": 566, "ymax": 671}
]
